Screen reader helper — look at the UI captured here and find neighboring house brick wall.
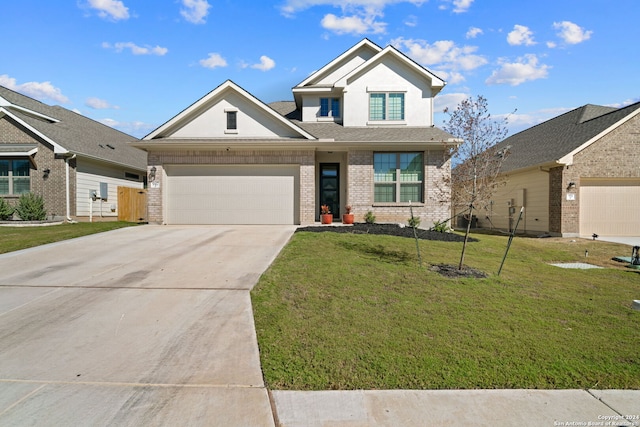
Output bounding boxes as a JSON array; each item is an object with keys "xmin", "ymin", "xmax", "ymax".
[
  {"xmin": 147, "ymin": 149, "xmax": 316, "ymax": 224},
  {"xmin": 573, "ymin": 114, "xmax": 640, "ymax": 179},
  {"xmin": 558, "ymin": 114, "xmax": 640, "ymax": 235},
  {"xmin": 548, "ymin": 167, "xmax": 563, "ymax": 234},
  {"xmin": 0, "ymin": 116, "xmax": 71, "ymax": 218}
]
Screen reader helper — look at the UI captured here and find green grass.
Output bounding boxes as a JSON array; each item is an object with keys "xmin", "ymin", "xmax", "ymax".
[
  {"xmin": 0, "ymin": 221, "xmax": 140, "ymax": 254},
  {"xmin": 251, "ymin": 231, "xmax": 640, "ymax": 390}
]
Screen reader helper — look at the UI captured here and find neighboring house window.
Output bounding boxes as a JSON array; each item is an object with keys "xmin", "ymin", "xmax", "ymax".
[
  {"xmin": 320, "ymin": 98, "xmax": 340, "ymax": 117},
  {"xmin": 374, "ymin": 153, "xmax": 423, "ymax": 203},
  {"xmin": 369, "ymin": 93, "xmax": 405, "ymax": 121},
  {"xmin": 0, "ymin": 159, "xmax": 30, "ymax": 195},
  {"xmin": 226, "ymin": 111, "xmax": 237, "ymax": 130}
]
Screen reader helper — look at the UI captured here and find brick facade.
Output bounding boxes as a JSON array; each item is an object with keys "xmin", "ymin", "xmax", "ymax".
[
  {"xmin": 147, "ymin": 147, "xmax": 452, "ymax": 225},
  {"xmin": 147, "ymin": 149, "xmax": 316, "ymax": 224},
  {"xmin": 0, "ymin": 116, "xmax": 75, "ymax": 218},
  {"xmin": 347, "ymin": 149, "xmax": 451, "ymax": 225},
  {"xmin": 554, "ymin": 113, "xmax": 640, "ymax": 236}
]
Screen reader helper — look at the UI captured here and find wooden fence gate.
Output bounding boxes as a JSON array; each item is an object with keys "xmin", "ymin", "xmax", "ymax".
[{"xmin": 117, "ymin": 187, "xmax": 148, "ymax": 222}]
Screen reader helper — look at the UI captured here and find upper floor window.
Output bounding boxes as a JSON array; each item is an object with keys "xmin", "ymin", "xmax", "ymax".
[
  {"xmin": 320, "ymin": 98, "xmax": 340, "ymax": 118},
  {"xmin": 373, "ymin": 152, "xmax": 423, "ymax": 203},
  {"xmin": 369, "ymin": 93, "xmax": 405, "ymax": 121},
  {"xmin": 226, "ymin": 111, "xmax": 237, "ymax": 130},
  {"xmin": 0, "ymin": 159, "xmax": 30, "ymax": 195}
]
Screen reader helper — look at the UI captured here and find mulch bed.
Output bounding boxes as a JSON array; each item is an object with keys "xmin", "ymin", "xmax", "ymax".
[
  {"xmin": 429, "ymin": 263, "xmax": 488, "ymax": 278},
  {"xmin": 296, "ymin": 223, "xmax": 478, "ymax": 243}
]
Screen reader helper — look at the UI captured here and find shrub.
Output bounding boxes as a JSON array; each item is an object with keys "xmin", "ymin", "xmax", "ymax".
[
  {"xmin": 0, "ymin": 197, "xmax": 14, "ymax": 220},
  {"xmin": 408, "ymin": 216, "xmax": 421, "ymax": 228},
  {"xmin": 14, "ymin": 192, "xmax": 47, "ymax": 221},
  {"xmin": 432, "ymin": 220, "xmax": 451, "ymax": 233},
  {"xmin": 364, "ymin": 210, "xmax": 376, "ymax": 224}
]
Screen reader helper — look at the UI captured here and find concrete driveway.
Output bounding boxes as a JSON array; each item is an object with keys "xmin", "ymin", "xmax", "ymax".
[{"xmin": 0, "ymin": 225, "xmax": 295, "ymax": 426}]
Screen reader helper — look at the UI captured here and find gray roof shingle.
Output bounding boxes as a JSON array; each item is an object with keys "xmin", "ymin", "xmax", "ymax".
[
  {"xmin": 495, "ymin": 102, "xmax": 640, "ymax": 173},
  {"xmin": 0, "ymin": 86, "xmax": 147, "ymax": 170}
]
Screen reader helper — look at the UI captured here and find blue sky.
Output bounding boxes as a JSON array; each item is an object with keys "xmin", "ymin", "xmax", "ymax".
[{"xmin": 2, "ymin": 0, "xmax": 638, "ymax": 138}]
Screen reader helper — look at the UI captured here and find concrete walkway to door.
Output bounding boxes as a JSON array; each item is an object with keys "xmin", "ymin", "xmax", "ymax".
[{"xmin": 0, "ymin": 225, "xmax": 295, "ymax": 426}]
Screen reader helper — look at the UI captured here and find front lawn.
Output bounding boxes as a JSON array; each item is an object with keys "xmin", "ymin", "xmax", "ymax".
[
  {"xmin": 251, "ymin": 230, "xmax": 640, "ymax": 390},
  {"xmin": 0, "ymin": 221, "xmax": 140, "ymax": 254}
]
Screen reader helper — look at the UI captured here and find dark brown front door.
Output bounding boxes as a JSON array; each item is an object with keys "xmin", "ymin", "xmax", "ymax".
[{"xmin": 320, "ymin": 163, "xmax": 339, "ymax": 219}]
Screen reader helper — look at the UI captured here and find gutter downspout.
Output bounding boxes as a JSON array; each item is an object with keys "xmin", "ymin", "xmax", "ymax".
[{"xmin": 65, "ymin": 154, "xmax": 77, "ymax": 222}]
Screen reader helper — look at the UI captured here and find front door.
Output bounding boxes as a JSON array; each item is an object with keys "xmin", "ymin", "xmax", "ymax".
[{"xmin": 320, "ymin": 163, "xmax": 339, "ymax": 219}]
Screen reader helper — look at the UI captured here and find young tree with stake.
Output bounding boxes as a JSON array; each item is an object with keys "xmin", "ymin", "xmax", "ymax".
[{"xmin": 442, "ymin": 95, "xmax": 511, "ymax": 270}]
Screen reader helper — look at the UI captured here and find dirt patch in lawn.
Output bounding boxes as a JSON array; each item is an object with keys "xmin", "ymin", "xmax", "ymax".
[{"xmin": 429, "ymin": 263, "xmax": 488, "ymax": 278}]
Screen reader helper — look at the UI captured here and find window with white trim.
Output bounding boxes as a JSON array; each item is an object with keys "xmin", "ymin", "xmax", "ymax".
[
  {"xmin": 226, "ymin": 111, "xmax": 237, "ymax": 130},
  {"xmin": 0, "ymin": 159, "xmax": 31, "ymax": 195},
  {"xmin": 374, "ymin": 152, "xmax": 423, "ymax": 203},
  {"xmin": 320, "ymin": 98, "xmax": 340, "ymax": 118},
  {"xmin": 369, "ymin": 93, "xmax": 404, "ymax": 121}
]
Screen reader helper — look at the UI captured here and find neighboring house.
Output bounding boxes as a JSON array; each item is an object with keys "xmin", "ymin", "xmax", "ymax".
[
  {"xmin": 473, "ymin": 102, "xmax": 640, "ymax": 237},
  {"xmin": 0, "ymin": 86, "xmax": 147, "ymax": 220},
  {"xmin": 136, "ymin": 39, "xmax": 459, "ymax": 225}
]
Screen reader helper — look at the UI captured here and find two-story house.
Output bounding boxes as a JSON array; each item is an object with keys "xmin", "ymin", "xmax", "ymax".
[{"xmin": 136, "ymin": 39, "xmax": 459, "ymax": 225}]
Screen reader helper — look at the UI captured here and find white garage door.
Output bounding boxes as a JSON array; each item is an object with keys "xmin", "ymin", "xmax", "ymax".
[
  {"xmin": 580, "ymin": 179, "xmax": 640, "ymax": 237},
  {"xmin": 165, "ymin": 165, "xmax": 299, "ymax": 225}
]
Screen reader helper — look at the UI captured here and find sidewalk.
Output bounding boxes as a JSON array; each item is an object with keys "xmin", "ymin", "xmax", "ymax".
[{"xmin": 271, "ymin": 389, "xmax": 640, "ymax": 426}]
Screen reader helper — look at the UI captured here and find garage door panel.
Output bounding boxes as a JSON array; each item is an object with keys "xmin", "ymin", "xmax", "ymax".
[
  {"xmin": 580, "ymin": 180, "xmax": 640, "ymax": 237},
  {"xmin": 165, "ymin": 166, "xmax": 298, "ymax": 225}
]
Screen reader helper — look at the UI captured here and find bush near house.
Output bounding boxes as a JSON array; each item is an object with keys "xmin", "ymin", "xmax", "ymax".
[
  {"xmin": 14, "ymin": 192, "xmax": 47, "ymax": 221},
  {"xmin": 0, "ymin": 198, "xmax": 14, "ymax": 220}
]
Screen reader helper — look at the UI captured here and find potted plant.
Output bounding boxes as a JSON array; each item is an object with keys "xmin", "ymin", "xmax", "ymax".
[
  {"xmin": 320, "ymin": 204, "xmax": 333, "ymax": 224},
  {"xmin": 342, "ymin": 205, "xmax": 354, "ymax": 224}
]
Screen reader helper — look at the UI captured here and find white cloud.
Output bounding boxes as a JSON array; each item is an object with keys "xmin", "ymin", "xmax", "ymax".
[
  {"xmin": 180, "ymin": 0, "xmax": 211, "ymax": 24},
  {"xmin": 485, "ymin": 54, "xmax": 550, "ymax": 86},
  {"xmin": 250, "ymin": 56, "xmax": 276, "ymax": 71},
  {"xmin": 404, "ymin": 15, "xmax": 418, "ymax": 27},
  {"xmin": 280, "ymin": 0, "xmax": 426, "ymax": 16},
  {"xmin": 553, "ymin": 21, "xmax": 593, "ymax": 45},
  {"xmin": 546, "ymin": 41, "xmax": 557, "ymax": 49},
  {"xmin": 102, "ymin": 42, "xmax": 168, "ymax": 56},
  {"xmin": 0, "ymin": 74, "xmax": 69, "ymax": 104},
  {"xmin": 466, "ymin": 26, "xmax": 483, "ymax": 39},
  {"xmin": 437, "ymin": 0, "xmax": 473, "ymax": 13},
  {"xmin": 85, "ymin": 0, "xmax": 129, "ymax": 21},
  {"xmin": 281, "ymin": 1, "xmax": 425, "ymax": 35},
  {"xmin": 503, "ymin": 107, "xmax": 572, "ymax": 134},
  {"xmin": 392, "ymin": 37, "xmax": 487, "ymax": 84},
  {"xmin": 199, "ymin": 53, "xmax": 228, "ymax": 69},
  {"xmin": 85, "ymin": 97, "xmax": 119, "ymax": 110},
  {"xmin": 434, "ymin": 92, "xmax": 469, "ymax": 112},
  {"xmin": 507, "ymin": 25, "xmax": 536, "ymax": 46},
  {"xmin": 99, "ymin": 118, "xmax": 155, "ymax": 137},
  {"xmin": 451, "ymin": 0, "xmax": 474, "ymax": 13},
  {"xmin": 321, "ymin": 13, "xmax": 385, "ymax": 34},
  {"xmin": 606, "ymin": 98, "xmax": 640, "ymax": 108}
]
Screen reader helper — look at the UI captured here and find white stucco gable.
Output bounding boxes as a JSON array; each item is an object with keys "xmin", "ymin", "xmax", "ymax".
[
  {"xmin": 144, "ymin": 80, "xmax": 315, "ymax": 140},
  {"xmin": 291, "ymin": 39, "xmax": 446, "ymax": 127}
]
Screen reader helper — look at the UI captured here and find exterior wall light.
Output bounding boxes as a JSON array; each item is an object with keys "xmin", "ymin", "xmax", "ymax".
[{"xmin": 149, "ymin": 166, "xmax": 157, "ymax": 182}]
